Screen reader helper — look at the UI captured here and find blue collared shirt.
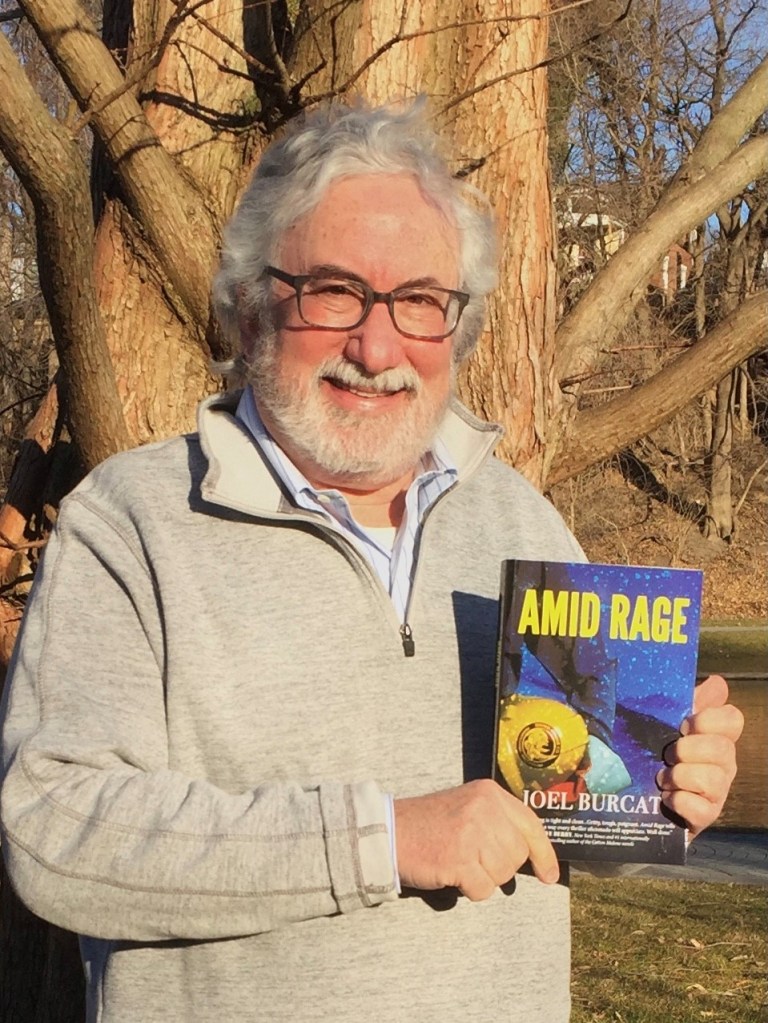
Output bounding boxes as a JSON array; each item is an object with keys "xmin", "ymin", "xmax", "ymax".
[{"xmin": 236, "ymin": 386, "xmax": 457, "ymax": 621}]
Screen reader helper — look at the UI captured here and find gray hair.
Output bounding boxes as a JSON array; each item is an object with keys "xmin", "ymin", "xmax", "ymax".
[{"xmin": 212, "ymin": 99, "xmax": 498, "ymax": 368}]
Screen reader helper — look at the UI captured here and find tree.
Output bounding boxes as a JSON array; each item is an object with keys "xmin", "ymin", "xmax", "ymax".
[
  {"xmin": 546, "ymin": 0, "xmax": 768, "ymax": 510},
  {"xmin": 0, "ymin": 2, "xmax": 766, "ymax": 1013}
]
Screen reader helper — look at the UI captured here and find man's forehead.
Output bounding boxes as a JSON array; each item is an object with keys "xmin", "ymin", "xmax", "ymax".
[{"xmin": 276, "ymin": 173, "xmax": 461, "ymax": 285}]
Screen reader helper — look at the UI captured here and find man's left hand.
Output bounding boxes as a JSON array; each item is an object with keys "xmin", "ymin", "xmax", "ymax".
[{"xmin": 656, "ymin": 674, "xmax": 744, "ymax": 839}]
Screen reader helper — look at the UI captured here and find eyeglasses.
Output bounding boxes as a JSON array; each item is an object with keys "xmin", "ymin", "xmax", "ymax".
[{"xmin": 263, "ymin": 265, "xmax": 469, "ymax": 341}]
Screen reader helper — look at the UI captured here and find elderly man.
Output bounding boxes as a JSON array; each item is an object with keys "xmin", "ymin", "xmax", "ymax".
[{"xmin": 1, "ymin": 102, "xmax": 741, "ymax": 1023}]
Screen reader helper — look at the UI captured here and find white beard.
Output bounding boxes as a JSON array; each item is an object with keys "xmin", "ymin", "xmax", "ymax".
[{"xmin": 248, "ymin": 340, "xmax": 452, "ymax": 487}]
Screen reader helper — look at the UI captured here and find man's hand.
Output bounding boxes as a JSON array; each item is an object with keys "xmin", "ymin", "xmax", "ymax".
[
  {"xmin": 656, "ymin": 675, "xmax": 744, "ymax": 839},
  {"xmin": 393, "ymin": 778, "xmax": 560, "ymax": 902}
]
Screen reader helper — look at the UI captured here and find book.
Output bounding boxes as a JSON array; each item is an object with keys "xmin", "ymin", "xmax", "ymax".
[{"xmin": 493, "ymin": 560, "xmax": 703, "ymax": 864}]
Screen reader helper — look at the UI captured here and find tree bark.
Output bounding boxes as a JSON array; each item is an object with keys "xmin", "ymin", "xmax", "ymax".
[
  {"xmin": 548, "ymin": 291, "xmax": 768, "ymax": 485},
  {"xmin": 20, "ymin": 0, "xmax": 220, "ymax": 339},
  {"xmin": 705, "ymin": 371, "xmax": 736, "ymax": 539},
  {"xmin": 292, "ymin": 0, "xmax": 556, "ymax": 484},
  {"xmin": 0, "ymin": 30, "xmax": 130, "ymax": 470}
]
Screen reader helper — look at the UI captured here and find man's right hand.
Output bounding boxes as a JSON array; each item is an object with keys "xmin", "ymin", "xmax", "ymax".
[{"xmin": 393, "ymin": 779, "xmax": 560, "ymax": 901}]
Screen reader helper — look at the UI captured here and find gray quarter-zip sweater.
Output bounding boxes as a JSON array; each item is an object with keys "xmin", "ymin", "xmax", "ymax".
[{"xmin": 1, "ymin": 393, "xmax": 584, "ymax": 1023}]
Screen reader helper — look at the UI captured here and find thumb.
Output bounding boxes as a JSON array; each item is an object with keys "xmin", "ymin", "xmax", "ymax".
[{"xmin": 692, "ymin": 674, "xmax": 729, "ymax": 716}]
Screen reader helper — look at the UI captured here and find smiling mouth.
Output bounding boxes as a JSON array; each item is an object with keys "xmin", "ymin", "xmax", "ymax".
[
  {"xmin": 326, "ymin": 377, "xmax": 404, "ymax": 398},
  {"xmin": 317, "ymin": 356, "xmax": 420, "ymax": 400},
  {"xmin": 323, "ymin": 372, "xmax": 416, "ymax": 398}
]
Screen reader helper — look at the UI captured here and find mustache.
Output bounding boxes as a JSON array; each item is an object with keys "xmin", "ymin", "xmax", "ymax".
[{"xmin": 317, "ymin": 355, "xmax": 421, "ymax": 394}]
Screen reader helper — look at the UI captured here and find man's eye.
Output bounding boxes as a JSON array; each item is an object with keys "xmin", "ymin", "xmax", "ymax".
[
  {"xmin": 399, "ymin": 290, "xmax": 442, "ymax": 308},
  {"xmin": 306, "ymin": 279, "xmax": 361, "ymax": 298}
]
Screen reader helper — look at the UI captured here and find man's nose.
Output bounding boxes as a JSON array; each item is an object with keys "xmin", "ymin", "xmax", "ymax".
[{"xmin": 343, "ymin": 300, "xmax": 407, "ymax": 374}]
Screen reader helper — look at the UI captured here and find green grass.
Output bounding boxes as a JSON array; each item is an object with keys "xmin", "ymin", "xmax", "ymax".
[{"xmin": 571, "ymin": 875, "xmax": 767, "ymax": 1023}]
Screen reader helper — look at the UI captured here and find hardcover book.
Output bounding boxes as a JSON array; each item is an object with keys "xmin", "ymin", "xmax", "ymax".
[{"xmin": 493, "ymin": 560, "xmax": 703, "ymax": 864}]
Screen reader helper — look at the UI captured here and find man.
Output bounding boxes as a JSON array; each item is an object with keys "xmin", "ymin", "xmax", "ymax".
[{"xmin": 0, "ymin": 102, "xmax": 742, "ymax": 1023}]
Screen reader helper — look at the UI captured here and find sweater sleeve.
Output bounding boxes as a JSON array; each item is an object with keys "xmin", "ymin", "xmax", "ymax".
[{"xmin": 0, "ymin": 497, "xmax": 397, "ymax": 942}]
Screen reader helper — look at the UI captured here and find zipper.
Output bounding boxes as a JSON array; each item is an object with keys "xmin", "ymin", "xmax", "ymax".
[
  {"xmin": 396, "ymin": 477, "xmax": 462, "ymax": 660},
  {"xmin": 399, "ymin": 623, "xmax": 415, "ymax": 657}
]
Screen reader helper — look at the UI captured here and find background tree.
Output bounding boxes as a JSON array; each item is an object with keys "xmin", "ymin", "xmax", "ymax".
[
  {"xmin": 546, "ymin": 0, "xmax": 767, "ymax": 529},
  {"xmin": 0, "ymin": 1, "xmax": 766, "ymax": 1016}
]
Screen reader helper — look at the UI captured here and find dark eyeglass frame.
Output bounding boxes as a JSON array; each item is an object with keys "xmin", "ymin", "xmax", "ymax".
[{"xmin": 263, "ymin": 265, "xmax": 470, "ymax": 341}]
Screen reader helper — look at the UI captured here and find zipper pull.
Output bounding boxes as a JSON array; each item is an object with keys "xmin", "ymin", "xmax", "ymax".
[{"xmin": 400, "ymin": 623, "xmax": 415, "ymax": 657}]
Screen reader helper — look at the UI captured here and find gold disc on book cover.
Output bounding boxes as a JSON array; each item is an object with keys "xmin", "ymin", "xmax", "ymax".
[{"xmin": 497, "ymin": 695, "xmax": 589, "ymax": 797}]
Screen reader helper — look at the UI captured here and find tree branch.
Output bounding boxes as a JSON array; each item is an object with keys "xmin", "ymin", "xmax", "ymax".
[
  {"xmin": 554, "ymin": 135, "xmax": 768, "ymax": 385},
  {"xmin": 733, "ymin": 458, "xmax": 767, "ymax": 517},
  {"xmin": 19, "ymin": 0, "xmax": 217, "ymax": 335},
  {"xmin": 69, "ymin": 0, "xmax": 200, "ymax": 136},
  {"xmin": 664, "ymin": 56, "xmax": 768, "ymax": 204},
  {"xmin": 548, "ymin": 291, "xmax": 768, "ymax": 485},
  {"xmin": 0, "ymin": 34, "xmax": 130, "ymax": 471}
]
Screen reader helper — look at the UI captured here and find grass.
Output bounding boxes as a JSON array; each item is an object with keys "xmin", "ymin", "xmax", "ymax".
[{"xmin": 570, "ymin": 875, "xmax": 767, "ymax": 1023}]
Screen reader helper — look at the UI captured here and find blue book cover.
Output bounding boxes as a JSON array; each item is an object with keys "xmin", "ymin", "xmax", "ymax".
[{"xmin": 493, "ymin": 560, "xmax": 703, "ymax": 864}]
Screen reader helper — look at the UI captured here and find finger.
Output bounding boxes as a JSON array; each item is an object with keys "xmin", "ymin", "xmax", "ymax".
[
  {"xmin": 471, "ymin": 816, "xmax": 530, "ymax": 887},
  {"xmin": 692, "ymin": 675, "xmax": 728, "ymax": 714},
  {"xmin": 660, "ymin": 789, "xmax": 724, "ymax": 838},
  {"xmin": 657, "ymin": 761, "xmax": 732, "ymax": 800},
  {"xmin": 681, "ymin": 703, "xmax": 744, "ymax": 742},
  {"xmin": 503, "ymin": 801, "xmax": 560, "ymax": 884},
  {"xmin": 664, "ymin": 732, "xmax": 737, "ymax": 771},
  {"xmin": 458, "ymin": 863, "xmax": 498, "ymax": 903}
]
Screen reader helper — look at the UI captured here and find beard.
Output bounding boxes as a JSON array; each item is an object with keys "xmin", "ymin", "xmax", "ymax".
[{"xmin": 248, "ymin": 335, "xmax": 452, "ymax": 488}]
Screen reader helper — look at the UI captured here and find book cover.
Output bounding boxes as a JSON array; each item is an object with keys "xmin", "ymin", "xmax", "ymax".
[{"xmin": 493, "ymin": 560, "xmax": 703, "ymax": 864}]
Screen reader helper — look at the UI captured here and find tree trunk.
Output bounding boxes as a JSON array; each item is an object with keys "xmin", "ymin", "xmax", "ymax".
[
  {"xmin": 291, "ymin": 0, "xmax": 555, "ymax": 484},
  {"xmin": 737, "ymin": 366, "xmax": 749, "ymax": 434},
  {"xmin": 706, "ymin": 371, "xmax": 736, "ymax": 540},
  {"xmin": 548, "ymin": 291, "xmax": 767, "ymax": 485}
]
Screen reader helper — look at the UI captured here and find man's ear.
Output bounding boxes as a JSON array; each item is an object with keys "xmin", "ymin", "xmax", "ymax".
[{"xmin": 238, "ymin": 313, "xmax": 259, "ymax": 361}]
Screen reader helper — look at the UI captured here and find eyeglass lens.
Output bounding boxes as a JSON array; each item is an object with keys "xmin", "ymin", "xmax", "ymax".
[{"xmin": 299, "ymin": 277, "xmax": 460, "ymax": 339}]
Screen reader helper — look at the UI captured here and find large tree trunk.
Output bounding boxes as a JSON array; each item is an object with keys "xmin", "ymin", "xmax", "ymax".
[{"xmin": 290, "ymin": 0, "xmax": 556, "ymax": 484}]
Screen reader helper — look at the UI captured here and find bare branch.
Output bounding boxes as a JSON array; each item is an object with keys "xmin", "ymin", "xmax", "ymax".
[
  {"xmin": 263, "ymin": 0, "xmax": 293, "ymax": 101},
  {"xmin": 555, "ymin": 136, "xmax": 768, "ymax": 385},
  {"xmin": 734, "ymin": 458, "xmax": 767, "ymax": 517},
  {"xmin": 0, "ymin": 32, "xmax": 130, "ymax": 469},
  {"xmin": 664, "ymin": 56, "xmax": 768, "ymax": 204},
  {"xmin": 19, "ymin": 0, "xmax": 218, "ymax": 337},
  {"xmin": 0, "ymin": 392, "xmax": 47, "ymax": 418},
  {"xmin": 549, "ymin": 292, "xmax": 768, "ymax": 485},
  {"xmin": 438, "ymin": 0, "xmax": 633, "ymax": 115},
  {"xmin": 70, "ymin": 0, "xmax": 199, "ymax": 136},
  {"xmin": 188, "ymin": 8, "xmax": 274, "ymax": 79}
]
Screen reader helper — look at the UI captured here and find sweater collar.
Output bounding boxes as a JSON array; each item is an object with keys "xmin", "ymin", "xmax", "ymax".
[{"xmin": 197, "ymin": 389, "xmax": 502, "ymax": 517}]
